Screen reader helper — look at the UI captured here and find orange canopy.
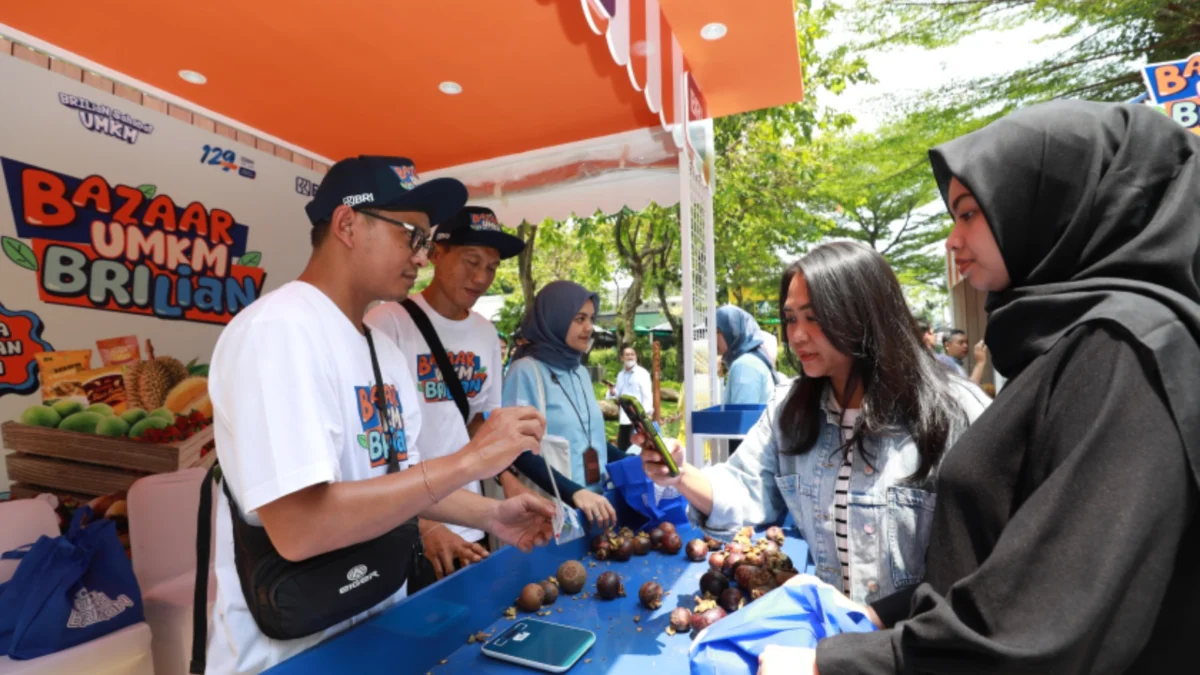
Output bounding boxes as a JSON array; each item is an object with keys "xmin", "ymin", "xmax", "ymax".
[{"xmin": 0, "ymin": 1, "xmax": 802, "ymax": 170}]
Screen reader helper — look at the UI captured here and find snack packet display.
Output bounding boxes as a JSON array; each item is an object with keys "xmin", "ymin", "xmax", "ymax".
[
  {"xmin": 96, "ymin": 336, "xmax": 140, "ymax": 367},
  {"xmin": 80, "ymin": 365, "xmax": 129, "ymax": 414},
  {"xmin": 36, "ymin": 350, "xmax": 93, "ymax": 404}
]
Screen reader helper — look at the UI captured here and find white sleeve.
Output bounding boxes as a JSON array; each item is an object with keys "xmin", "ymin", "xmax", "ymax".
[
  {"xmin": 212, "ymin": 318, "xmax": 339, "ymax": 514},
  {"xmin": 363, "ymin": 302, "xmax": 406, "ymax": 348},
  {"xmin": 480, "ymin": 324, "xmax": 503, "ymax": 414}
]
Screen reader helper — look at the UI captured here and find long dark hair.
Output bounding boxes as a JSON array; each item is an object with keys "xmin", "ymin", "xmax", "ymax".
[{"xmin": 778, "ymin": 241, "xmax": 962, "ymax": 482}]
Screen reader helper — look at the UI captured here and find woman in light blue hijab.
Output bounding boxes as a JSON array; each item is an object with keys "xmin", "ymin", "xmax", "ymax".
[
  {"xmin": 504, "ymin": 281, "xmax": 619, "ymax": 528},
  {"xmin": 716, "ymin": 305, "xmax": 778, "ymax": 405}
]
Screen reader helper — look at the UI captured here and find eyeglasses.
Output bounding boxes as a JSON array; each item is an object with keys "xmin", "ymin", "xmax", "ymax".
[{"xmin": 359, "ymin": 210, "xmax": 433, "ymax": 253}]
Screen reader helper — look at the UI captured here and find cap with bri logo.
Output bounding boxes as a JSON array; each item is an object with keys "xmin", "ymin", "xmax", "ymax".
[
  {"xmin": 433, "ymin": 206, "xmax": 526, "ymax": 259},
  {"xmin": 304, "ymin": 155, "xmax": 468, "ymax": 227}
]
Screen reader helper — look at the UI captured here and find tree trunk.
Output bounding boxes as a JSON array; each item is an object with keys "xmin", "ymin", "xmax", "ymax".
[
  {"xmin": 517, "ymin": 221, "xmax": 538, "ymax": 317},
  {"xmin": 618, "ymin": 275, "xmax": 644, "ymax": 349}
]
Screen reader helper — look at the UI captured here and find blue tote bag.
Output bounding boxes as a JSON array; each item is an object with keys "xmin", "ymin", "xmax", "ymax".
[{"xmin": 0, "ymin": 506, "xmax": 144, "ymax": 660}]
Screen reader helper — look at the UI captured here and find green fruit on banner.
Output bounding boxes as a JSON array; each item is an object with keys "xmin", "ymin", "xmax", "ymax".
[
  {"xmin": 51, "ymin": 400, "xmax": 84, "ymax": 418},
  {"xmin": 96, "ymin": 416, "xmax": 130, "ymax": 438},
  {"xmin": 20, "ymin": 405, "xmax": 62, "ymax": 428},
  {"xmin": 129, "ymin": 415, "xmax": 171, "ymax": 439},
  {"xmin": 86, "ymin": 403, "xmax": 115, "ymax": 416},
  {"xmin": 59, "ymin": 411, "xmax": 105, "ymax": 434},
  {"xmin": 150, "ymin": 407, "xmax": 175, "ymax": 421},
  {"xmin": 120, "ymin": 408, "xmax": 148, "ymax": 425}
]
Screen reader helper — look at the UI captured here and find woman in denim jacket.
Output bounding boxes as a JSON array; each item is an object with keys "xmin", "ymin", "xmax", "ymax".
[{"xmin": 642, "ymin": 241, "xmax": 990, "ymax": 604}]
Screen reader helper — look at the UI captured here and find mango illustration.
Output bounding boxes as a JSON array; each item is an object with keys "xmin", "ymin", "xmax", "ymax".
[
  {"xmin": 59, "ymin": 411, "xmax": 106, "ymax": 434},
  {"xmin": 86, "ymin": 403, "xmax": 115, "ymax": 417},
  {"xmin": 129, "ymin": 415, "xmax": 172, "ymax": 439},
  {"xmin": 120, "ymin": 408, "xmax": 148, "ymax": 425},
  {"xmin": 149, "ymin": 407, "xmax": 175, "ymax": 421},
  {"xmin": 51, "ymin": 400, "xmax": 84, "ymax": 418},
  {"xmin": 21, "ymin": 405, "xmax": 62, "ymax": 428},
  {"xmin": 96, "ymin": 416, "xmax": 131, "ymax": 438}
]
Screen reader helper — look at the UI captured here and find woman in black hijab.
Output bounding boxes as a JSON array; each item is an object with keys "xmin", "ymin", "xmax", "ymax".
[{"xmin": 763, "ymin": 100, "xmax": 1200, "ymax": 674}]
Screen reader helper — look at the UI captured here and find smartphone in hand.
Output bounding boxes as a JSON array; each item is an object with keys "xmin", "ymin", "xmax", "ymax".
[{"xmin": 617, "ymin": 395, "xmax": 679, "ymax": 476}]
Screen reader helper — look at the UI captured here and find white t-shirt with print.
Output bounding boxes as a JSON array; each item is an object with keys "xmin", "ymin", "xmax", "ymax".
[
  {"xmin": 365, "ymin": 293, "xmax": 502, "ymax": 543},
  {"xmin": 205, "ymin": 281, "xmax": 422, "ymax": 675}
]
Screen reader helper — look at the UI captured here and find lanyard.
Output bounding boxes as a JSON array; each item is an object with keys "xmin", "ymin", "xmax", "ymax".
[{"xmin": 550, "ymin": 369, "xmax": 592, "ymax": 444}]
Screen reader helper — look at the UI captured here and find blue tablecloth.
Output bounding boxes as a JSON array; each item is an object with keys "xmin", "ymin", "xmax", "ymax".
[{"xmin": 264, "ymin": 498, "xmax": 812, "ymax": 675}]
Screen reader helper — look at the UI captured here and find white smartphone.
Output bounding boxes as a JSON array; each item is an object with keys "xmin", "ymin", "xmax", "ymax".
[{"xmin": 480, "ymin": 619, "xmax": 596, "ymax": 673}]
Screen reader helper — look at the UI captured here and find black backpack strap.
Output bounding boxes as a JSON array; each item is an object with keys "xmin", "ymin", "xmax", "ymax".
[
  {"xmin": 400, "ymin": 299, "xmax": 470, "ymax": 424},
  {"xmin": 190, "ymin": 463, "xmax": 218, "ymax": 674}
]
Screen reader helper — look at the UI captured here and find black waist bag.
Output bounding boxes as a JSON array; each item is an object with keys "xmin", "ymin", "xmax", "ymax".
[{"xmin": 189, "ymin": 327, "xmax": 422, "ymax": 673}]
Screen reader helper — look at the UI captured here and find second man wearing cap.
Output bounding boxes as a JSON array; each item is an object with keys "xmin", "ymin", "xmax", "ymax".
[{"xmin": 367, "ymin": 206, "xmax": 533, "ymax": 586}]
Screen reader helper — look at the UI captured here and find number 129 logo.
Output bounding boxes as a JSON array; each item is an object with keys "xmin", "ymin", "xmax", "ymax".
[{"xmin": 200, "ymin": 145, "xmax": 257, "ymax": 179}]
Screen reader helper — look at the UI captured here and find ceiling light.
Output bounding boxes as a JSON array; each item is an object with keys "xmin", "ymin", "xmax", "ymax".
[
  {"xmin": 700, "ymin": 23, "xmax": 727, "ymax": 41},
  {"xmin": 439, "ymin": 81, "xmax": 463, "ymax": 95},
  {"xmin": 178, "ymin": 70, "xmax": 207, "ymax": 85}
]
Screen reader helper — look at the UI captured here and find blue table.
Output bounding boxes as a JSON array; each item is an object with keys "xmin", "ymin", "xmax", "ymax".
[{"xmin": 266, "ymin": 506, "xmax": 811, "ymax": 675}]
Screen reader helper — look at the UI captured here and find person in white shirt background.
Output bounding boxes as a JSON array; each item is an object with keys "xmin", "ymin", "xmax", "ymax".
[
  {"xmin": 606, "ymin": 346, "xmax": 654, "ymax": 452},
  {"xmin": 206, "ymin": 155, "xmax": 554, "ymax": 675},
  {"xmin": 366, "ymin": 206, "xmax": 534, "ymax": 588}
]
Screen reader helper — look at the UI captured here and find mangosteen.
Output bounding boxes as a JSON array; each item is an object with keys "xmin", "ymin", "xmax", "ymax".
[
  {"xmin": 638, "ymin": 581, "xmax": 663, "ymax": 610},
  {"xmin": 722, "ymin": 552, "xmax": 746, "ymax": 576},
  {"xmin": 595, "ymin": 547, "xmax": 610, "ymax": 561},
  {"xmin": 539, "ymin": 579, "xmax": 559, "ymax": 605},
  {"xmin": 776, "ymin": 569, "xmax": 799, "ymax": 586},
  {"xmin": 743, "ymin": 550, "xmax": 765, "ymax": 568},
  {"xmin": 649, "ymin": 527, "xmax": 665, "ymax": 549},
  {"xmin": 718, "ymin": 587, "xmax": 744, "ymax": 613},
  {"xmin": 669, "ymin": 607, "xmax": 693, "ymax": 632},
  {"xmin": 704, "ymin": 535, "xmax": 722, "ymax": 551},
  {"xmin": 733, "ymin": 564, "xmax": 761, "ymax": 589},
  {"xmin": 557, "ymin": 560, "xmax": 588, "ymax": 594},
  {"xmin": 517, "ymin": 583, "xmax": 545, "ymax": 612},
  {"xmin": 700, "ymin": 570, "xmax": 731, "ymax": 597},
  {"xmin": 762, "ymin": 540, "xmax": 781, "ymax": 555},
  {"xmin": 766, "ymin": 525, "xmax": 786, "ymax": 545},
  {"xmin": 596, "ymin": 571, "xmax": 625, "ymax": 599},
  {"xmin": 618, "ymin": 526, "xmax": 635, "ymax": 539},
  {"xmin": 750, "ymin": 586, "xmax": 772, "ymax": 601},
  {"xmin": 660, "ymin": 532, "xmax": 683, "ymax": 555},
  {"xmin": 685, "ymin": 539, "xmax": 708, "ymax": 562},
  {"xmin": 612, "ymin": 539, "xmax": 633, "ymax": 561},
  {"xmin": 633, "ymin": 535, "xmax": 653, "ymax": 556},
  {"xmin": 709, "ymin": 551, "xmax": 728, "ymax": 573},
  {"xmin": 724, "ymin": 542, "xmax": 745, "ymax": 555},
  {"xmin": 691, "ymin": 606, "xmax": 727, "ymax": 631}
]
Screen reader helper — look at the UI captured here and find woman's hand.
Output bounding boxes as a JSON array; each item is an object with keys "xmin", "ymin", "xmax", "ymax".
[
  {"xmin": 637, "ymin": 431, "xmax": 687, "ymax": 487},
  {"xmin": 571, "ymin": 489, "xmax": 617, "ymax": 530}
]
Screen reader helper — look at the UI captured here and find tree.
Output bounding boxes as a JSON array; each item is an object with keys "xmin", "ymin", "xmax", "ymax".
[
  {"xmin": 505, "ymin": 215, "xmax": 615, "ymax": 323},
  {"xmin": 602, "ymin": 205, "xmax": 677, "ymax": 349},
  {"xmin": 841, "ymin": 1, "xmax": 1200, "ymax": 107},
  {"xmin": 710, "ymin": 0, "xmax": 874, "ymax": 305}
]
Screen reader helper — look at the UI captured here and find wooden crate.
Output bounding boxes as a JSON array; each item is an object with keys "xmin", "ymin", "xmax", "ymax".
[{"xmin": 2, "ymin": 421, "xmax": 215, "ymax": 497}]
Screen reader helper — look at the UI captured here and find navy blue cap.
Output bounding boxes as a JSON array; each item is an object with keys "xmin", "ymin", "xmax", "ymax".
[
  {"xmin": 433, "ymin": 206, "xmax": 526, "ymax": 259},
  {"xmin": 304, "ymin": 155, "xmax": 468, "ymax": 227}
]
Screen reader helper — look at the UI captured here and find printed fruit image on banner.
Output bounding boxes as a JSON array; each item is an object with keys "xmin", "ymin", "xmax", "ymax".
[{"xmin": 2, "ymin": 157, "xmax": 266, "ymax": 325}]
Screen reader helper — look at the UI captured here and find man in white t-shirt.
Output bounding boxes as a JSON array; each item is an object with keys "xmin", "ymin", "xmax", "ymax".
[
  {"xmin": 205, "ymin": 156, "xmax": 553, "ymax": 675},
  {"xmin": 605, "ymin": 346, "xmax": 654, "ymax": 451},
  {"xmin": 366, "ymin": 206, "xmax": 531, "ymax": 588}
]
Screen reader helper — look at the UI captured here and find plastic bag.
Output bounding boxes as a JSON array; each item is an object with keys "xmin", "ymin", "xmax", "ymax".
[{"xmin": 689, "ymin": 575, "xmax": 877, "ymax": 675}]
